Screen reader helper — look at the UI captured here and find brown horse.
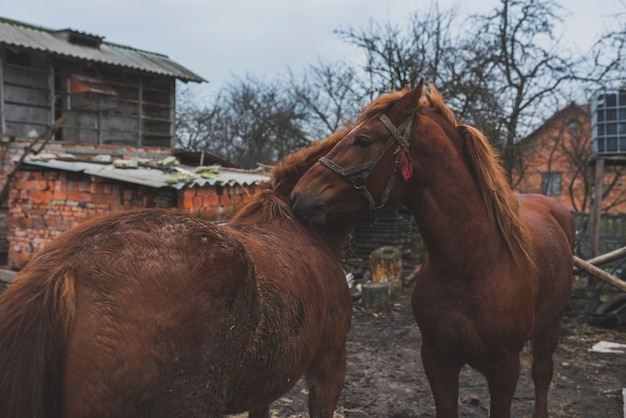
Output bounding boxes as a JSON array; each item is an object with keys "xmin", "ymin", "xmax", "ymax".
[
  {"xmin": 0, "ymin": 127, "xmax": 356, "ymax": 418},
  {"xmin": 291, "ymin": 81, "xmax": 575, "ymax": 418}
]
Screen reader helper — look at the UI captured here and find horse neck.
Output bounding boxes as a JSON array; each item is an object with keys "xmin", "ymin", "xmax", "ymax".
[
  {"xmin": 313, "ymin": 218, "xmax": 359, "ymax": 254},
  {"xmin": 407, "ymin": 143, "xmax": 504, "ymax": 272}
]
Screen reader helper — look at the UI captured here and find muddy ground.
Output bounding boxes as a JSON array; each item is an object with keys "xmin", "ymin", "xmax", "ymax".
[{"xmin": 265, "ymin": 287, "xmax": 626, "ymax": 418}]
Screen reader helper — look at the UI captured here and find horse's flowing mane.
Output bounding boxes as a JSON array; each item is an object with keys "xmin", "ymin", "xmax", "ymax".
[
  {"xmin": 229, "ymin": 125, "xmax": 351, "ymax": 225},
  {"xmin": 354, "ymin": 87, "xmax": 410, "ymax": 125},
  {"xmin": 422, "ymin": 85, "xmax": 535, "ymax": 268}
]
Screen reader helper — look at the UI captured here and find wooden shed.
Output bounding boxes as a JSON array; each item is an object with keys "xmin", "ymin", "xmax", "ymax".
[
  {"xmin": 0, "ymin": 16, "xmax": 210, "ymax": 269},
  {"xmin": 0, "ymin": 16, "xmax": 204, "ymax": 147}
]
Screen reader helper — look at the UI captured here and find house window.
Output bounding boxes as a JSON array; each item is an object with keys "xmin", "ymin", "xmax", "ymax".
[
  {"xmin": 541, "ymin": 172, "xmax": 562, "ymax": 196},
  {"xmin": 567, "ymin": 119, "xmax": 581, "ymax": 132}
]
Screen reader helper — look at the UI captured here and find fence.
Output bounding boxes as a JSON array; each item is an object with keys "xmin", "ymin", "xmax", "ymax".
[{"xmin": 573, "ymin": 212, "xmax": 626, "ymax": 259}]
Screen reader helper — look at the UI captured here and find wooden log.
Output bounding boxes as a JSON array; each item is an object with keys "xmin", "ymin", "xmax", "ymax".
[
  {"xmin": 573, "ymin": 255, "xmax": 626, "ymax": 293},
  {"xmin": 573, "ymin": 246, "xmax": 626, "ymax": 273},
  {"xmin": 361, "ymin": 282, "xmax": 391, "ymax": 313},
  {"xmin": 370, "ymin": 246, "xmax": 403, "ymax": 296}
]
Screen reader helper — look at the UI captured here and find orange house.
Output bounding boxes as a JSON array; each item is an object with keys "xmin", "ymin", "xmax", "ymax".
[{"xmin": 513, "ymin": 103, "xmax": 626, "ymax": 214}]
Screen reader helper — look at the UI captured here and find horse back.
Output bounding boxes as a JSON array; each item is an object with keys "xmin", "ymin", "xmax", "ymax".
[{"xmin": 2, "ymin": 209, "xmax": 261, "ymax": 417}]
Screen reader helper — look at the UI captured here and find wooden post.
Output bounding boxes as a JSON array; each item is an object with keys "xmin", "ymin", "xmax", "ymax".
[
  {"xmin": 361, "ymin": 282, "xmax": 391, "ymax": 313},
  {"xmin": 370, "ymin": 246, "xmax": 403, "ymax": 296},
  {"xmin": 590, "ymin": 158, "xmax": 604, "ymax": 257}
]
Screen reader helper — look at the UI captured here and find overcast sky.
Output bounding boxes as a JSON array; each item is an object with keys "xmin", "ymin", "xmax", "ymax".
[{"xmin": 3, "ymin": 0, "xmax": 622, "ymax": 100}]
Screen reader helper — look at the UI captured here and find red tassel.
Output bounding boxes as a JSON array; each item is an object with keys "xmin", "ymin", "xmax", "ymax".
[{"xmin": 399, "ymin": 144, "xmax": 413, "ymax": 180}]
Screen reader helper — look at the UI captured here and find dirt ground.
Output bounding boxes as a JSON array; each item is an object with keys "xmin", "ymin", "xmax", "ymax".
[{"xmin": 265, "ymin": 286, "xmax": 626, "ymax": 418}]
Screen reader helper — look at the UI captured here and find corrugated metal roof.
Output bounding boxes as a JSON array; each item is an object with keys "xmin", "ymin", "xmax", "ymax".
[
  {"xmin": 0, "ymin": 17, "xmax": 205, "ymax": 82},
  {"xmin": 20, "ymin": 157, "xmax": 269, "ymax": 189}
]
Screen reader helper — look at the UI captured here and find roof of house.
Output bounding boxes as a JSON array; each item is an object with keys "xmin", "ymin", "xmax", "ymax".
[
  {"xmin": 19, "ymin": 155, "xmax": 269, "ymax": 190},
  {"xmin": 521, "ymin": 102, "xmax": 590, "ymax": 145},
  {"xmin": 0, "ymin": 17, "xmax": 205, "ymax": 83}
]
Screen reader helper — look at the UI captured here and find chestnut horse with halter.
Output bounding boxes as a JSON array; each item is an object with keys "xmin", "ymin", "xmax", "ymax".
[
  {"xmin": 0, "ymin": 127, "xmax": 355, "ymax": 418},
  {"xmin": 291, "ymin": 81, "xmax": 575, "ymax": 418}
]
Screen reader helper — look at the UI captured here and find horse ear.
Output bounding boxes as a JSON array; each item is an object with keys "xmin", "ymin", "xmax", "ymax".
[
  {"xmin": 410, "ymin": 79, "xmax": 424, "ymax": 110},
  {"xmin": 394, "ymin": 79, "xmax": 424, "ymax": 116}
]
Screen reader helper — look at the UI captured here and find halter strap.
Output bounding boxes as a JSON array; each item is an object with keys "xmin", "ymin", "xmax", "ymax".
[{"xmin": 318, "ymin": 113, "xmax": 414, "ymax": 210}]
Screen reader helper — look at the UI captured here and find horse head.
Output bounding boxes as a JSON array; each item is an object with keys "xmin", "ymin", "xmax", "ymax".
[{"xmin": 290, "ymin": 80, "xmax": 424, "ymax": 225}]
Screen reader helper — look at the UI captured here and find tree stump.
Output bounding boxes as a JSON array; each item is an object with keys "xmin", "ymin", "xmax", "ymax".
[
  {"xmin": 361, "ymin": 282, "xmax": 391, "ymax": 313},
  {"xmin": 370, "ymin": 246, "xmax": 403, "ymax": 296}
]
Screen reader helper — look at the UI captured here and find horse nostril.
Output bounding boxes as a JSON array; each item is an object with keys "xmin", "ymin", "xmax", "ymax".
[{"xmin": 289, "ymin": 191, "xmax": 299, "ymax": 209}]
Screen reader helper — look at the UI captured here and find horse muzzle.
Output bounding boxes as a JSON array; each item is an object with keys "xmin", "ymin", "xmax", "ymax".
[{"xmin": 290, "ymin": 191, "xmax": 327, "ymax": 225}]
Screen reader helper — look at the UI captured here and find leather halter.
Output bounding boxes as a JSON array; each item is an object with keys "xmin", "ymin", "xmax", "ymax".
[{"xmin": 318, "ymin": 113, "xmax": 413, "ymax": 210}]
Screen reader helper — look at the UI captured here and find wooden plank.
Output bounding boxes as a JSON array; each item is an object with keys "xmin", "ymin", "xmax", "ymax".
[
  {"xmin": 573, "ymin": 255, "xmax": 626, "ymax": 293},
  {"xmin": 590, "ymin": 158, "xmax": 604, "ymax": 257},
  {"xmin": 575, "ymin": 246, "xmax": 626, "ymax": 272}
]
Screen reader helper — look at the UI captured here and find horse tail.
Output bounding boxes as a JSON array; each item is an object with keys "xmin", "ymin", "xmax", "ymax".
[{"xmin": 0, "ymin": 263, "xmax": 76, "ymax": 418}]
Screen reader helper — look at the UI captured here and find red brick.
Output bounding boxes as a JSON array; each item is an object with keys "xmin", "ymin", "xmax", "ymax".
[
  {"xmin": 79, "ymin": 192, "xmax": 92, "ymax": 202},
  {"xmin": 66, "ymin": 191, "xmax": 81, "ymax": 202},
  {"xmin": 29, "ymin": 190, "xmax": 43, "ymax": 204},
  {"xmin": 198, "ymin": 187, "xmax": 218, "ymax": 196},
  {"xmin": 230, "ymin": 194, "xmax": 243, "ymax": 205},
  {"xmin": 123, "ymin": 189, "xmax": 134, "ymax": 202},
  {"xmin": 203, "ymin": 194, "xmax": 220, "ymax": 208},
  {"xmin": 53, "ymin": 189, "xmax": 67, "ymax": 200},
  {"xmin": 182, "ymin": 195, "xmax": 194, "ymax": 209},
  {"xmin": 41, "ymin": 191, "xmax": 53, "ymax": 203},
  {"xmin": 219, "ymin": 195, "xmax": 232, "ymax": 207}
]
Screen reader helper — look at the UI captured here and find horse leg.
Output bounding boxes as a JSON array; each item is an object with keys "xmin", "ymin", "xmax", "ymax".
[
  {"xmin": 248, "ymin": 406, "xmax": 270, "ymax": 418},
  {"xmin": 481, "ymin": 351, "xmax": 520, "ymax": 418},
  {"xmin": 530, "ymin": 317, "xmax": 562, "ymax": 418},
  {"xmin": 305, "ymin": 347, "xmax": 347, "ymax": 418},
  {"xmin": 420, "ymin": 341, "xmax": 462, "ymax": 418}
]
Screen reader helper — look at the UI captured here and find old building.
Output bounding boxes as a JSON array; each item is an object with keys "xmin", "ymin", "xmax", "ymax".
[
  {"xmin": 0, "ymin": 16, "xmax": 204, "ymax": 147},
  {"xmin": 0, "ymin": 17, "xmax": 273, "ymax": 271},
  {"xmin": 513, "ymin": 102, "xmax": 626, "ymax": 214},
  {"xmin": 8, "ymin": 155, "xmax": 267, "ymax": 269}
]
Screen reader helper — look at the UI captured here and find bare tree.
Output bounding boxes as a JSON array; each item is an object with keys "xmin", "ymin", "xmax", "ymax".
[
  {"xmin": 334, "ymin": 3, "xmax": 462, "ymax": 97},
  {"xmin": 174, "ymin": 0, "xmax": 621, "ymax": 183},
  {"xmin": 587, "ymin": 2, "xmax": 626, "ymax": 88},
  {"xmin": 175, "ymin": 86, "xmax": 225, "ymax": 153},
  {"xmin": 467, "ymin": 0, "xmax": 581, "ymax": 181},
  {"xmin": 175, "ymin": 76, "xmax": 309, "ymax": 169},
  {"xmin": 289, "ymin": 61, "xmax": 364, "ymax": 139}
]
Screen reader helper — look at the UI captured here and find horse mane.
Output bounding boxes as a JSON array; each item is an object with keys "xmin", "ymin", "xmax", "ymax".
[
  {"xmin": 355, "ymin": 87, "xmax": 411, "ymax": 125},
  {"xmin": 422, "ymin": 85, "xmax": 535, "ymax": 268},
  {"xmin": 229, "ymin": 125, "xmax": 352, "ymax": 225}
]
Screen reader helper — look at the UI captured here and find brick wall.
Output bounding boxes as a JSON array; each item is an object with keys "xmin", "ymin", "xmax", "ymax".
[
  {"xmin": 178, "ymin": 183, "xmax": 252, "ymax": 220},
  {"xmin": 514, "ymin": 104, "xmax": 626, "ymax": 214},
  {"xmin": 7, "ymin": 167, "xmax": 257, "ymax": 270}
]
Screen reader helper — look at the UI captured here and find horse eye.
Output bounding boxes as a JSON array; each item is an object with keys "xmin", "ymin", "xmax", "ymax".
[{"xmin": 354, "ymin": 136, "xmax": 372, "ymax": 148}]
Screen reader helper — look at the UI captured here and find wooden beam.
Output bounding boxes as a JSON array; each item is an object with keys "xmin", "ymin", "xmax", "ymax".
[
  {"xmin": 573, "ymin": 246, "xmax": 626, "ymax": 273},
  {"xmin": 573, "ymin": 255, "xmax": 626, "ymax": 293},
  {"xmin": 590, "ymin": 158, "xmax": 604, "ymax": 257}
]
